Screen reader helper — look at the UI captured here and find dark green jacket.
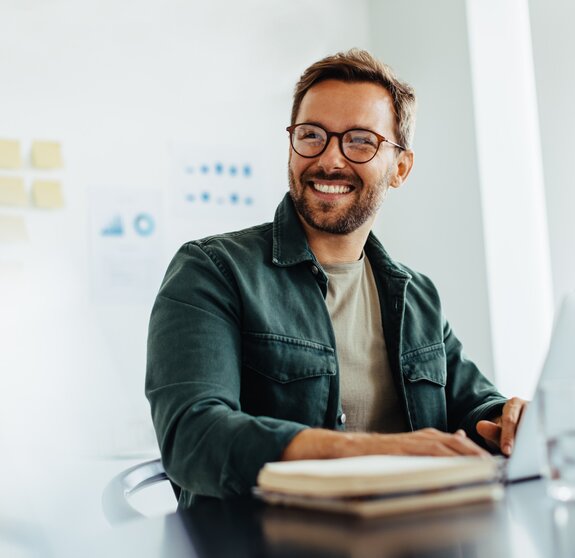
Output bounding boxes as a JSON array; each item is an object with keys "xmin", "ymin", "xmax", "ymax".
[{"xmin": 146, "ymin": 193, "xmax": 506, "ymax": 506}]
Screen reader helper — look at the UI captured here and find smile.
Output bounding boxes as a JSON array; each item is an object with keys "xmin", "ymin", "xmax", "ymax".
[{"xmin": 311, "ymin": 182, "xmax": 352, "ymax": 194}]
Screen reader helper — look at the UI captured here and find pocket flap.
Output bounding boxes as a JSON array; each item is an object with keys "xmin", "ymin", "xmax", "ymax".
[
  {"xmin": 401, "ymin": 342, "xmax": 447, "ymax": 386},
  {"xmin": 242, "ymin": 332, "xmax": 336, "ymax": 384}
]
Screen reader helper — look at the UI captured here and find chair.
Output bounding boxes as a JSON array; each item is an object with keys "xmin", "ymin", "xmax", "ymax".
[{"xmin": 102, "ymin": 458, "xmax": 180, "ymax": 525}]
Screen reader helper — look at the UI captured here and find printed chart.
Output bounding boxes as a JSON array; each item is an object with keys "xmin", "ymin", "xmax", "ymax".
[
  {"xmin": 89, "ymin": 188, "xmax": 163, "ymax": 303},
  {"xmin": 169, "ymin": 143, "xmax": 266, "ymax": 222}
]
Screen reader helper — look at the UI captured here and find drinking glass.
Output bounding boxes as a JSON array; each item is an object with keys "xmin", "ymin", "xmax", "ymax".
[{"xmin": 539, "ymin": 380, "xmax": 575, "ymax": 502}]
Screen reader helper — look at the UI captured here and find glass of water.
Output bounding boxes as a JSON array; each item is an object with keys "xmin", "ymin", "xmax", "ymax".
[{"xmin": 540, "ymin": 380, "xmax": 575, "ymax": 502}]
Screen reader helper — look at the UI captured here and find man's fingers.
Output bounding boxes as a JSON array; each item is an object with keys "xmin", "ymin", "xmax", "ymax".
[
  {"xmin": 476, "ymin": 420, "xmax": 501, "ymax": 442},
  {"xmin": 476, "ymin": 420, "xmax": 501, "ymax": 446},
  {"xmin": 414, "ymin": 428, "xmax": 489, "ymax": 457},
  {"xmin": 499, "ymin": 397, "xmax": 527, "ymax": 456},
  {"xmin": 443, "ymin": 430, "xmax": 490, "ymax": 457},
  {"xmin": 384, "ymin": 429, "xmax": 489, "ymax": 457}
]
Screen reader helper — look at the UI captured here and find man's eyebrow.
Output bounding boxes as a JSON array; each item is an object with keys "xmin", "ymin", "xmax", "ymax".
[
  {"xmin": 296, "ymin": 120, "xmax": 325, "ymax": 127},
  {"xmin": 345, "ymin": 123, "xmax": 376, "ymax": 130},
  {"xmin": 298, "ymin": 120, "xmax": 379, "ymax": 132}
]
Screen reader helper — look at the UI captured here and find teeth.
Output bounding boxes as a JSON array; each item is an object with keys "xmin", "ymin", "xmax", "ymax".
[{"xmin": 313, "ymin": 183, "xmax": 351, "ymax": 194}]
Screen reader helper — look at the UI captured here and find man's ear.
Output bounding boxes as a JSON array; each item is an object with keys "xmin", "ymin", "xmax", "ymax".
[{"xmin": 390, "ymin": 149, "xmax": 414, "ymax": 188}]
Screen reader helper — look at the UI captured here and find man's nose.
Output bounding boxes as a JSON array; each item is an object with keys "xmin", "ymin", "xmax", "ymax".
[{"xmin": 317, "ymin": 136, "xmax": 347, "ymax": 171}]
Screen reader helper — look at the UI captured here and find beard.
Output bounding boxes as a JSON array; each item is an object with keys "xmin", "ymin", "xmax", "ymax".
[{"xmin": 288, "ymin": 166, "xmax": 391, "ymax": 235}]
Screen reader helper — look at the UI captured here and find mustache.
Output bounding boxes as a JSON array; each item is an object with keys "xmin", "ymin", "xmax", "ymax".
[{"xmin": 301, "ymin": 169, "xmax": 363, "ymax": 189}]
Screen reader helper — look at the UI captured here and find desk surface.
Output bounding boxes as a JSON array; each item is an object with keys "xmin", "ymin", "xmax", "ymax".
[{"xmin": 71, "ymin": 479, "xmax": 575, "ymax": 558}]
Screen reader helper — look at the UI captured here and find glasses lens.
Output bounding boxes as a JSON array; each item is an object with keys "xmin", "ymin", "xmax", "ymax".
[
  {"xmin": 342, "ymin": 130, "xmax": 379, "ymax": 162},
  {"xmin": 291, "ymin": 124, "xmax": 327, "ymax": 157}
]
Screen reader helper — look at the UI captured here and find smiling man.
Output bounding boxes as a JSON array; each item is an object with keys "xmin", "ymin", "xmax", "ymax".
[
  {"xmin": 287, "ymin": 81, "xmax": 406, "ymax": 240},
  {"xmin": 146, "ymin": 49, "xmax": 526, "ymax": 504}
]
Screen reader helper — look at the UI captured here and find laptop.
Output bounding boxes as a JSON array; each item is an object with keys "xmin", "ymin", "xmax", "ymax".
[{"xmin": 505, "ymin": 291, "xmax": 575, "ymax": 482}]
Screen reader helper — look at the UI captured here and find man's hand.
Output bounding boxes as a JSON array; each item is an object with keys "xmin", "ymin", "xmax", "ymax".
[
  {"xmin": 375, "ymin": 428, "xmax": 490, "ymax": 457},
  {"xmin": 281, "ymin": 427, "xmax": 490, "ymax": 461},
  {"xmin": 476, "ymin": 397, "xmax": 528, "ymax": 456}
]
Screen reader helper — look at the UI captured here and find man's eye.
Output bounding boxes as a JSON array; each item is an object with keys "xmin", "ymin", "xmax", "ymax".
[
  {"xmin": 349, "ymin": 135, "xmax": 376, "ymax": 147},
  {"xmin": 297, "ymin": 128, "xmax": 324, "ymax": 140}
]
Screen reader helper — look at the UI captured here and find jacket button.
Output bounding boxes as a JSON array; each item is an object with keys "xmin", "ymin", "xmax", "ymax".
[
  {"xmin": 311, "ymin": 265, "xmax": 319, "ymax": 275},
  {"xmin": 339, "ymin": 413, "xmax": 347, "ymax": 425}
]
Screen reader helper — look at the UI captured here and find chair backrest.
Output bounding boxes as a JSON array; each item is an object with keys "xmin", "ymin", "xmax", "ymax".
[{"xmin": 102, "ymin": 458, "xmax": 180, "ymax": 525}]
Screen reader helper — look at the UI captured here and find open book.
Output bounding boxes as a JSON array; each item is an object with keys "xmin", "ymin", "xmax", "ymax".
[{"xmin": 255, "ymin": 455, "xmax": 503, "ymax": 517}]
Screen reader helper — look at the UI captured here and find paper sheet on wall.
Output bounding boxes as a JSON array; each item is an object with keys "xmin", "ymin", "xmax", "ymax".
[
  {"xmin": 31, "ymin": 140, "xmax": 63, "ymax": 169},
  {"xmin": 0, "ymin": 139, "xmax": 22, "ymax": 169},
  {"xmin": 0, "ymin": 176, "xmax": 28, "ymax": 206},
  {"xmin": 89, "ymin": 188, "xmax": 164, "ymax": 303},
  {"xmin": 169, "ymin": 143, "xmax": 269, "ymax": 226},
  {"xmin": 31, "ymin": 180, "xmax": 65, "ymax": 209}
]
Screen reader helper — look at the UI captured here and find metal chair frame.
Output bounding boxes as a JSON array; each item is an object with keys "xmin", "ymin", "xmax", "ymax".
[{"xmin": 102, "ymin": 458, "xmax": 179, "ymax": 524}]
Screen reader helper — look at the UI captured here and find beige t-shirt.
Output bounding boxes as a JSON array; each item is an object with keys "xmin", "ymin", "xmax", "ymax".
[{"xmin": 323, "ymin": 255, "xmax": 407, "ymax": 433}]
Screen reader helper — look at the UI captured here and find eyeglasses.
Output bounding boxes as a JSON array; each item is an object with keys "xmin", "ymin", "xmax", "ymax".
[{"xmin": 286, "ymin": 123, "xmax": 406, "ymax": 164}]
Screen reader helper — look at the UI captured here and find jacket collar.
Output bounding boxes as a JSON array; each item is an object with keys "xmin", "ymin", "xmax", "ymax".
[
  {"xmin": 272, "ymin": 192, "xmax": 411, "ymax": 280},
  {"xmin": 272, "ymin": 193, "xmax": 316, "ymax": 267},
  {"xmin": 365, "ymin": 232, "xmax": 412, "ymax": 280}
]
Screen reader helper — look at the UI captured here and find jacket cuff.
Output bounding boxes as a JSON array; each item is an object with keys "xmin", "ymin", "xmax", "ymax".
[{"xmin": 222, "ymin": 420, "xmax": 309, "ymax": 496}]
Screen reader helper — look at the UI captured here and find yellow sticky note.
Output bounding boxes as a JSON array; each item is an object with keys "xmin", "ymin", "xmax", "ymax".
[
  {"xmin": 0, "ymin": 215, "xmax": 28, "ymax": 243},
  {"xmin": 31, "ymin": 141, "xmax": 63, "ymax": 169},
  {"xmin": 0, "ymin": 176, "xmax": 28, "ymax": 207},
  {"xmin": 0, "ymin": 139, "xmax": 22, "ymax": 169},
  {"xmin": 31, "ymin": 180, "xmax": 64, "ymax": 209}
]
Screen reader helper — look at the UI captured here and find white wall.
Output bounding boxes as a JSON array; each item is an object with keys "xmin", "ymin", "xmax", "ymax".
[
  {"xmin": 367, "ymin": 0, "xmax": 496, "ymax": 380},
  {"xmin": 368, "ymin": 0, "xmax": 560, "ymax": 399},
  {"xmin": 0, "ymin": 0, "xmax": 371, "ymax": 537},
  {"xmin": 528, "ymin": 0, "xmax": 575, "ymax": 307}
]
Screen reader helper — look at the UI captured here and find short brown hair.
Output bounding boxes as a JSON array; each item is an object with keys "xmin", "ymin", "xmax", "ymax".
[{"xmin": 291, "ymin": 48, "xmax": 417, "ymax": 149}]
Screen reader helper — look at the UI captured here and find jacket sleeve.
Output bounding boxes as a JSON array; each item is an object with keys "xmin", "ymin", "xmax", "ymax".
[
  {"xmin": 442, "ymin": 317, "xmax": 507, "ymax": 447},
  {"xmin": 145, "ymin": 243, "xmax": 308, "ymax": 499}
]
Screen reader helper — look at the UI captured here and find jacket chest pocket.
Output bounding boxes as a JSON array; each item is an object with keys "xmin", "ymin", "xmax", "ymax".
[
  {"xmin": 240, "ymin": 332, "xmax": 336, "ymax": 426},
  {"xmin": 401, "ymin": 342, "xmax": 448, "ymax": 430}
]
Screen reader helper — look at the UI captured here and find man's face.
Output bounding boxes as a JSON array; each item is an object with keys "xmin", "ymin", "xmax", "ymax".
[{"xmin": 288, "ymin": 79, "xmax": 407, "ymax": 235}]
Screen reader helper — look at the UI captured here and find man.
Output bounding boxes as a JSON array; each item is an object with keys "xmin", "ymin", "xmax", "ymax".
[{"xmin": 146, "ymin": 49, "xmax": 526, "ymax": 505}]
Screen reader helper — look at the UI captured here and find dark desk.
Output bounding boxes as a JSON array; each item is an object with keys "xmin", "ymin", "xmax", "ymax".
[{"xmin": 83, "ymin": 479, "xmax": 575, "ymax": 558}]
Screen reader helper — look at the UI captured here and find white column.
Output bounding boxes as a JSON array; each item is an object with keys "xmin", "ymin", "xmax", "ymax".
[{"xmin": 466, "ymin": 0, "xmax": 554, "ymax": 398}]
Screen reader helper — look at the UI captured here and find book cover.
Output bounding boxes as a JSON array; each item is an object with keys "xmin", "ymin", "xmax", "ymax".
[{"xmin": 255, "ymin": 455, "xmax": 503, "ymax": 517}]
